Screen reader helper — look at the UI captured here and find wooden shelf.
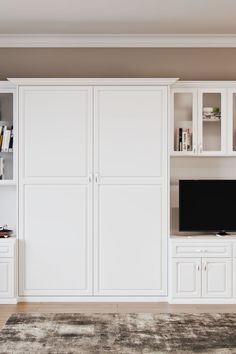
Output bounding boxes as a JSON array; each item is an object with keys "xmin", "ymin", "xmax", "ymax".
[
  {"xmin": 0, "ymin": 180, "xmax": 16, "ymax": 186},
  {"xmin": 202, "ymin": 119, "xmax": 221, "ymax": 122}
]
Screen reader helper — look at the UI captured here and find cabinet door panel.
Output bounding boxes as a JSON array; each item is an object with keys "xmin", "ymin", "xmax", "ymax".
[
  {"xmin": 171, "ymin": 88, "xmax": 198, "ymax": 155},
  {"xmin": 198, "ymin": 89, "xmax": 227, "ymax": 155},
  {"xmin": 172, "ymin": 258, "xmax": 201, "ymax": 298},
  {"xmin": 94, "ymin": 184, "xmax": 167, "ymax": 295},
  {"xmin": 0, "ymin": 259, "xmax": 14, "ymax": 298},
  {"xmin": 20, "ymin": 184, "xmax": 92, "ymax": 295},
  {"xmin": 202, "ymin": 258, "xmax": 232, "ymax": 298},
  {"xmin": 233, "ymin": 259, "xmax": 236, "ymax": 298},
  {"xmin": 94, "ymin": 86, "xmax": 168, "ymax": 296},
  {"xmin": 20, "ymin": 87, "xmax": 92, "ymax": 178},
  {"xmin": 95, "ymin": 87, "xmax": 166, "ymax": 177}
]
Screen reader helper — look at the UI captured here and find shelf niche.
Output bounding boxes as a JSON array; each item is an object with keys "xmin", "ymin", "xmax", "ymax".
[{"xmin": 0, "ymin": 93, "xmax": 14, "ymax": 181}]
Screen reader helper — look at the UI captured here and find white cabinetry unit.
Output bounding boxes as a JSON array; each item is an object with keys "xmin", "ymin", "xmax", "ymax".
[
  {"xmin": 14, "ymin": 79, "xmax": 175, "ymax": 299},
  {"xmin": 170, "ymin": 237, "xmax": 233, "ymax": 303},
  {"xmin": 0, "ymin": 82, "xmax": 17, "ymax": 304},
  {"xmin": 0, "ymin": 238, "xmax": 16, "ymax": 303},
  {"xmin": 171, "ymin": 82, "xmax": 229, "ymax": 156}
]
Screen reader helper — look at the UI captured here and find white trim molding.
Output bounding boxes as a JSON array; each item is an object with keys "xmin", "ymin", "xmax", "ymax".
[
  {"xmin": 17, "ymin": 296, "xmax": 169, "ymax": 303},
  {"xmin": 172, "ymin": 81, "xmax": 236, "ymax": 88},
  {"xmin": 8, "ymin": 78, "xmax": 179, "ymax": 86},
  {"xmin": 2, "ymin": 34, "xmax": 236, "ymax": 48}
]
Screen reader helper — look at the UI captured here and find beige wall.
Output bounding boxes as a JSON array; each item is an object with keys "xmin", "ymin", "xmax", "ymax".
[{"xmin": 0, "ymin": 48, "xmax": 236, "ymax": 80}]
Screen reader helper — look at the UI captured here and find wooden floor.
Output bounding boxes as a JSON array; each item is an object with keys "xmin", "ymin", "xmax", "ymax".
[{"xmin": 1, "ymin": 302, "xmax": 236, "ymax": 329}]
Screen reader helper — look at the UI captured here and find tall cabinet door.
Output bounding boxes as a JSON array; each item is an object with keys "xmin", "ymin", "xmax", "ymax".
[
  {"xmin": 94, "ymin": 86, "xmax": 168, "ymax": 296},
  {"xmin": 19, "ymin": 86, "xmax": 93, "ymax": 296}
]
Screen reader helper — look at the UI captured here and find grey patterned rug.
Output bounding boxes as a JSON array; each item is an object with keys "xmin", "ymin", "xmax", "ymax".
[{"xmin": 0, "ymin": 313, "xmax": 236, "ymax": 353}]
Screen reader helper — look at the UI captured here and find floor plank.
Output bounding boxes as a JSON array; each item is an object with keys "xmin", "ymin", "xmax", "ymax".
[{"xmin": 1, "ymin": 302, "xmax": 236, "ymax": 329}]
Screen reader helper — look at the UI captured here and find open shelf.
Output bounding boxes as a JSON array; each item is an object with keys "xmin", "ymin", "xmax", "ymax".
[
  {"xmin": 0, "ymin": 92, "xmax": 14, "ymax": 181},
  {"xmin": 0, "ymin": 180, "xmax": 16, "ymax": 186}
]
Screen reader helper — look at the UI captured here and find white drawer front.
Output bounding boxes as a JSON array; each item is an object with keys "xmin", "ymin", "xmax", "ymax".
[
  {"xmin": 0, "ymin": 243, "xmax": 14, "ymax": 258},
  {"xmin": 233, "ymin": 243, "xmax": 236, "ymax": 258},
  {"xmin": 172, "ymin": 242, "xmax": 231, "ymax": 258}
]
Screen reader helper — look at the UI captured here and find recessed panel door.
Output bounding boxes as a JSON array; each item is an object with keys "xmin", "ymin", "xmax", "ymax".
[{"xmin": 94, "ymin": 86, "xmax": 168, "ymax": 296}]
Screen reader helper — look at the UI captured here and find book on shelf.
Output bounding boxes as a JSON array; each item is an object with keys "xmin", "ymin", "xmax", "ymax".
[
  {"xmin": 0, "ymin": 157, "xmax": 3, "ymax": 180},
  {"xmin": 0, "ymin": 125, "xmax": 13, "ymax": 152},
  {"xmin": 9, "ymin": 128, "xmax": 13, "ymax": 152},
  {"xmin": 176, "ymin": 128, "xmax": 192, "ymax": 151}
]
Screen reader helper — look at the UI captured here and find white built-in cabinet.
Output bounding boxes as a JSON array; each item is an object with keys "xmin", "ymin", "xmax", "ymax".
[
  {"xmin": 0, "ymin": 82, "xmax": 17, "ymax": 304},
  {"xmin": 171, "ymin": 83, "xmax": 233, "ymax": 156},
  {"xmin": 16, "ymin": 79, "xmax": 173, "ymax": 298},
  {"xmin": 170, "ymin": 238, "xmax": 233, "ymax": 302}
]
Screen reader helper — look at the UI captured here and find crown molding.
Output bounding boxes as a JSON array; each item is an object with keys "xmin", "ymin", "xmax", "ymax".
[
  {"xmin": 1, "ymin": 34, "xmax": 236, "ymax": 47},
  {"xmin": 8, "ymin": 78, "xmax": 179, "ymax": 86},
  {"xmin": 172, "ymin": 81, "xmax": 236, "ymax": 88}
]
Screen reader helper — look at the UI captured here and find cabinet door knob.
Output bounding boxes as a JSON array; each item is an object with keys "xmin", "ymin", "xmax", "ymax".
[
  {"xmin": 88, "ymin": 174, "xmax": 93, "ymax": 183},
  {"xmin": 204, "ymin": 263, "xmax": 207, "ymax": 271},
  {"xmin": 197, "ymin": 264, "xmax": 200, "ymax": 271}
]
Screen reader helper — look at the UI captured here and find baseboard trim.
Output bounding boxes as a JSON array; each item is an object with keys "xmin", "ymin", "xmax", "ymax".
[
  {"xmin": 0, "ymin": 298, "xmax": 17, "ymax": 304},
  {"xmin": 8, "ymin": 296, "xmax": 236, "ymax": 304},
  {"xmin": 17, "ymin": 296, "xmax": 169, "ymax": 303},
  {"xmin": 169, "ymin": 298, "xmax": 236, "ymax": 304}
]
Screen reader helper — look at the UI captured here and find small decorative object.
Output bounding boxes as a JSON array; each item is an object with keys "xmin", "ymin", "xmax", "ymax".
[
  {"xmin": 0, "ymin": 225, "xmax": 13, "ymax": 238},
  {"xmin": 203, "ymin": 106, "xmax": 221, "ymax": 121}
]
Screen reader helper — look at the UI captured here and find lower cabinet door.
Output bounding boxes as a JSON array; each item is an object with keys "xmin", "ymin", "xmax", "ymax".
[
  {"xmin": 0, "ymin": 259, "xmax": 14, "ymax": 298},
  {"xmin": 94, "ymin": 185, "xmax": 167, "ymax": 296},
  {"xmin": 20, "ymin": 185, "xmax": 92, "ymax": 296},
  {"xmin": 234, "ymin": 259, "xmax": 236, "ymax": 298},
  {"xmin": 172, "ymin": 258, "xmax": 201, "ymax": 298},
  {"xmin": 202, "ymin": 258, "xmax": 232, "ymax": 298}
]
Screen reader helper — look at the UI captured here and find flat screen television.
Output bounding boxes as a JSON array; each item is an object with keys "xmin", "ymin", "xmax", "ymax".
[{"xmin": 179, "ymin": 180, "xmax": 236, "ymax": 235}]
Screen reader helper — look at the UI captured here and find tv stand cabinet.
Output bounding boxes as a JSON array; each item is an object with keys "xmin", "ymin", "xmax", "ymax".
[{"xmin": 170, "ymin": 236, "xmax": 236, "ymax": 303}]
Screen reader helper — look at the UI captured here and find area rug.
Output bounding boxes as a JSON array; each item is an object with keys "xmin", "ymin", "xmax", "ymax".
[{"xmin": 0, "ymin": 313, "xmax": 236, "ymax": 353}]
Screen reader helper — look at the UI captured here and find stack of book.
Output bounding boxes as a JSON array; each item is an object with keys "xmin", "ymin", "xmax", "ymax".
[
  {"xmin": 0, "ymin": 126, "xmax": 13, "ymax": 152},
  {"xmin": 176, "ymin": 128, "xmax": 192, "ymax": 151}
]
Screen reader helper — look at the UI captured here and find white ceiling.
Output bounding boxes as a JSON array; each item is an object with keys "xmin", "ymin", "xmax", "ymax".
[{"xmin": 0, "ymin": 0, "xmax": 236, "ymax": 34}]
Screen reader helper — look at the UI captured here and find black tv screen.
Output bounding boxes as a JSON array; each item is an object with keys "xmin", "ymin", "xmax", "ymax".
[{"xmin": 179, "ymin": 180, "xmax": 236, "ymax": 233}]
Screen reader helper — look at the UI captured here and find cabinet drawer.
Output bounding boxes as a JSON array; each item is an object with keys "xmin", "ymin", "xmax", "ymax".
[
  {"xmin": 0, "ymin": 243, "xmax": 14, "ymax": 258},
  {"xmin": 172, "ymin": 242, "xmax": 231, "ymax": 258},
  {"xmin": 233, "ymin": 243, "xmax": 236, "ymax": 258}
]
